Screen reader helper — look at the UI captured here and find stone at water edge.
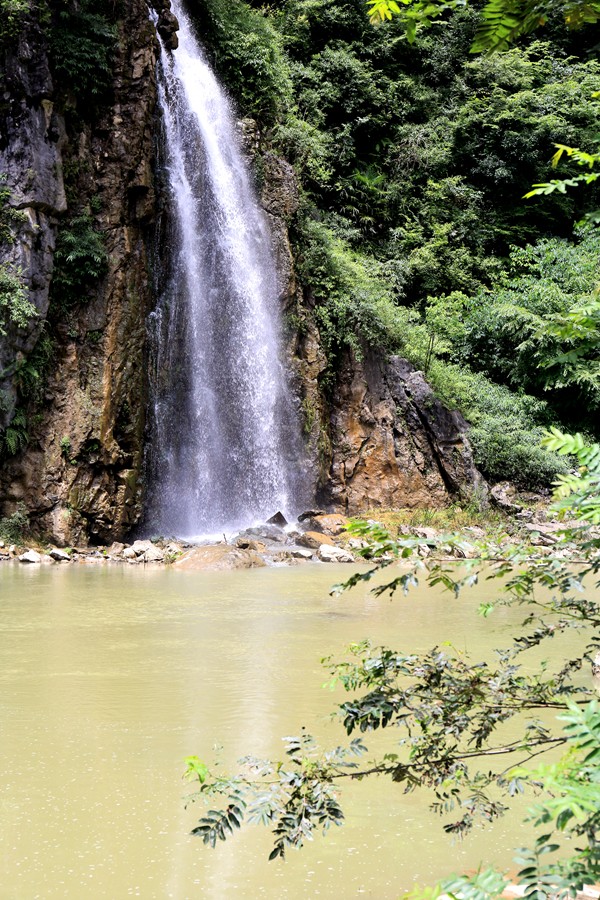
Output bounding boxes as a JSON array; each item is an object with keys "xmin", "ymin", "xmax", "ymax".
[
  {"xmin": 19, "ymin": 549, "xmax": 42, "ymax": 564},
  {"xmin": 309, "ymin": 513, "xmax": 350, "ymax": 536},
  {"xmin": 123, "ymin": 547, "xmax": 137, "ymax": 560},
  {"xmin": 106, "ymin": 541, "xmax": 126, "ymax": 557},
  {"xmin": 245, "ymin": 525, "xmax": 288, "ymax": 544},
  {"xmin": 235, "ymin": 536, "xmax": 266, "ymax": 552},
  {"xmin": 49, "ymin": 548, "xmax": 71, "ymax": 562},
  {"xmin": 317, "ymin": 545, "xmax": 354, "ymax": 563},
  {"xmin": 298, "ymin": 531, "xmax": 335, "ymax": 550},
  {"xmin": 291, "ymin": 547, "xmax": 313, "ymax": 560},
  {"xmin": 131, "ymin": 539, "xmax": 157, "ymax": 557},
  {"xmin": 174, "ymin": 544, "xmax": 267, "ymax": 571},
  {"xmin": 266, "ymin": 511, "xmax": 288, "ymax": 528},
  {"xmin": 143, "ymin": 545, "xmax": 164, "ymax": 562}
]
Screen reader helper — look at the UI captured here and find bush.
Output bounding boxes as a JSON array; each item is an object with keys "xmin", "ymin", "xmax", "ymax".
[
  {"xmin": 420, "ymin": 358, "xmax": 569, "ymax": 487},
  {"xmin": 0, "ymin": 502, "xmax": 29, "ymax": 544},
  {"xmin": 294, "ymin": 215, "xmax": 414, "ymax": 366},
  {"xmin": 50, "ymin": 215, "xmax": 107, "ymax": 309},
  {"xmin": 49, "ymin": 0, "xmax": 117, "ymax": 103},
  {"xmin": 0, "ymin": 264, "xmax": 36, "ymax": 335}
]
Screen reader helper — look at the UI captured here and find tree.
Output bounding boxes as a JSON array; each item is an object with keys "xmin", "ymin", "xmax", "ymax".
[
  {"xmin": 365, "ymin": 0, "xmax": 600, "ymax": 52},
  {"xmin": 184, "ymin": 428, "xmax": 600, "ymax": 892}
]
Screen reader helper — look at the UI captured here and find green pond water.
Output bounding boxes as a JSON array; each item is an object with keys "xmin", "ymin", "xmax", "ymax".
[{"xmin": 0, "ymin": 560, "xmax": 588, "ymax": 898}]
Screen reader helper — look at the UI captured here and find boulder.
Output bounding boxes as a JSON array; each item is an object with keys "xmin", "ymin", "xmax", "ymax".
[
  {"xmin": 19, "ymin": 549, "xmax": 42, "ymax": 563},
  {"xmin": 49, "ymin": 548, "xmax": 71, "ymax": 562},
  {"xmin": 298, "ymin": 531, "xmax": 335, "ymax": 550},
  {"xmin": 291, "ymin": 547, "xmax": 313, "ymax": 560},
  {"xmin": 266, "ymin": 511, "xmax": 288, "ymax": 528},
  {"xmin": 310, "ymin": 513, "xmax": 350, "ymax": 536},
  {"xmin": 143, "ymin": 545, "xmax": 164, "ymax": 562},
  {"xmin": 298, "ymin": 509, "xmax": 326, "ymax": 522},
  {"xmin": 245, "ymin": 525, "xmax": 288, "ymax": 544},
  {"xmin": 317, "ymin": 545, "xmax": 354, "ymax": 563},
  {"xmin": 235, "ymin": 536, "xmax": 266, "ymax": 552},
  {"xmin": 123, "ymin": 547, "xmax": 137, "ymax": 559},
  {"xmin": 131, "ymin": 539, "xmax": 156, "ymax": 557},
  {"xmin": 174, "ymin": 544, "xmax": 267, "ymax": 571},
  {"xmin": 106, "ymin": 541, "xmax": 126, "ymax": 557},
  {"xmin": 490, "ymin": 482, "xmax": 522, "ymax": 514}
]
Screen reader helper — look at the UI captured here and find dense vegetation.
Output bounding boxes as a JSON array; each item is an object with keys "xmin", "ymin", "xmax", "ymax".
[{"xmin": 189, "ymin": 0, "xmax": 600, "ymax": 486}]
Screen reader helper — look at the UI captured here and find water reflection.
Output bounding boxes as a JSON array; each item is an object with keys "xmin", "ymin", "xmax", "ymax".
[{"xmin": 0, "ymin": 562, "xmax": 583, "ymax": 897}]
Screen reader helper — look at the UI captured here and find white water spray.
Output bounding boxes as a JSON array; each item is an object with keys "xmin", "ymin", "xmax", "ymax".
[{"xmin": 146, "ymin": 2, "xmax": 306, "ymax": 537}]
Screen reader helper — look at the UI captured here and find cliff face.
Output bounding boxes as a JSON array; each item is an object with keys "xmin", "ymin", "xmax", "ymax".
[
  {"xmin": 0, "ymin": 0, "xmax": 158, "ymax": 544},
  {"xmin": 258, "ymin": 145, "xmax": 484, "ymax": 515},
  {"xmin": 0, "ymin": 2, "xmax": 483, "ymax": 544}
]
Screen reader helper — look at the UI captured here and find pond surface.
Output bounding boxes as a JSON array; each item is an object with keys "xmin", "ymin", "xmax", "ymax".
[{"xmin": 0, "ymin": 561, "xmax": 586, "ymax": 898}]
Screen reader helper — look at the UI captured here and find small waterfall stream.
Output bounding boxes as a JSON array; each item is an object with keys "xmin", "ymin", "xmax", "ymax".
[{"xmin": 146, "ymin": 2, "xmax": 306, "ymax": 537}]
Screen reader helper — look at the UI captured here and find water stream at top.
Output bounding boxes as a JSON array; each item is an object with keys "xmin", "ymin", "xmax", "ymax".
[{"xmin": 146, "ymin": 2, "xmax": 307, "ymax": 538}]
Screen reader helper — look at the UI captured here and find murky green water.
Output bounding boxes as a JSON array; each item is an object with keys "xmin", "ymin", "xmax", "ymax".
[{"xmin": 0, "ymin": 561, "xmax": 587, "ymax": 898}]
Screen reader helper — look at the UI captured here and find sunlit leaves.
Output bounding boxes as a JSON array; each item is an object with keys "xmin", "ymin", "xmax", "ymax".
[{"xmin": 364, "ymin": 0, "xmax": 600, "ymax": 53}]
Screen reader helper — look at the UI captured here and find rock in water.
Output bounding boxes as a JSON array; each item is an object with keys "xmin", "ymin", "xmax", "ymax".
[
  {"xmin": 267, "ymin": 511, "xmax": 288, "ymax": 528},
  {"xmin": 174, "ymin": 545, "xmax": 267, "ymax": 571},
  {"xmin": 298, "ymin": 531, "xmax": 335, "ymax": 550},
  {"xmin": 49, "ymin": 548, "xmax": 71, "ymax": 562},
  {"xmin": 19, "ymin": 550, "xmax": 42, "ymax": 564},
  {"xmin": 317, "ymin": 545, "xmax": 354, "ymax": 563}
]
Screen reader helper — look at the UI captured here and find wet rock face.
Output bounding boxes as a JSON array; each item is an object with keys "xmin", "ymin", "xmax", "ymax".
[
  {"xmin": 324, "ymin": 353, "xmax": 486, "ymax": 513},
  {"xmin": 0, "ymin": 0, "xmax": 159, "ymax": 545},
  {"xmin": 0, "ymin": 16, "xmax": 67, "ymax": 427}
]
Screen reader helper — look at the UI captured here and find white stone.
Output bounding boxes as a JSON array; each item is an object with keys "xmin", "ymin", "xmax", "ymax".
[
  {"xmin": 317, "ymin": 544, "xmax": 354, "ymax": 563},
  {"xmin": 143, "ymin": 545, "xmax": 164, "ymax": 562},
  {"xmin": 19, "ymin": 549, "xmax": 42, "ymax": 564},
  {"xmin": 123, "ymin": 547, "xmax": 137, "ymax": 559},
  {"xmin": 132, "ymin": 539, "xmax": 155, "ymax": 556},
  {"xmin": 291, "ymin": 547, "xmax": 313, "ymax": 559}
]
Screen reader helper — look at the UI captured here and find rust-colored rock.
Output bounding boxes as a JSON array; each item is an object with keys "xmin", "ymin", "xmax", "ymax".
[
  {"xmin": 174, "ymin": 545, "xmax": 267, "ymax": 571},
  {"xmin": 310, "ymin": 514, "xmax": 350, "ymax": 536},
  {"xmin": 324, "ymin": 353, "xmax": 486, "ymax": 514},
  {"xmin": 298, "ymin": 531, "xmax": 335, "ymax": 550}
]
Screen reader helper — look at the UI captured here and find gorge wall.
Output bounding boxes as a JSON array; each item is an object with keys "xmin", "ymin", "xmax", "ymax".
[{"xmin": 0, "ymin": 0, "xmax": 484, "ymax": 545}]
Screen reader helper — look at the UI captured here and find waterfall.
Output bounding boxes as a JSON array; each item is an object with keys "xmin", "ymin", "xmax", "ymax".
[{"xmin": 146, "ymin": 2, "xmax": 307, "ymax": 538}]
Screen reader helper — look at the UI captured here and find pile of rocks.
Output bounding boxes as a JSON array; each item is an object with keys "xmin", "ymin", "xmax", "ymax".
[{"xmin": 3, "ymin": 510, "xmax": 363, "ymax": 571}]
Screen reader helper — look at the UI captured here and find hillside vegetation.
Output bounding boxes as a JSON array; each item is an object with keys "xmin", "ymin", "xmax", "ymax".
[{"xmin": 189, "ymin": 0, "xmax": 600, "ymax": 486}]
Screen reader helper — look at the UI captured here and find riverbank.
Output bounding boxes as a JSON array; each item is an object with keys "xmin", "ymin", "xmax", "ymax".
[{"xmin": 1, "ymin": 482, "xmax": 592, "ymax": 571}]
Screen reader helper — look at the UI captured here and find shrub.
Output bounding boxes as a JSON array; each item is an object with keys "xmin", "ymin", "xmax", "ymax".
[
  {"xmin": 50, "ymin": 215, "xmax": 107, "ymax": 309},
  {"xmin": 0, "ymin": 502, "xmax": 29, "ymax": 544},
  {"xmin": 49, "ymin": 1, "xmax": 117, "ymax": 103}
]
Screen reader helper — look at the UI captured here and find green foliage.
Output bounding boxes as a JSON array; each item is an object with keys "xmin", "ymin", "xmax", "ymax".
[
  {"xmin": 49, "ymin": 0, "xmax": 117, "ymax": 103},
  {"xmin": 187, "ymin": 0, "xmax": 292, "ymax": 122},
  {"xmin": 542, "ymin": 427, "xmax": 600, "ymax": 522},
  {"xmin": 0, "ymin": 0, "xmax": 29, "ymax": 45},
  {"xmin": 1, "ymin": 406, "xmax": 28, "ymax": 456},
  {"xmin": 294, "ymin": 214, "xmax": 413, "ymax": 364},
  {"xmin": 424, "ymin": 230, "xmax": 600, "ymax": 430},
  {"xmin": 0, "ymin": 264, "xmax": 36, "ymax": 335},
  {"xmin": 50, "ymin": 214, "xmax": 107, "ymax": 308},
  {"xmin": 364, "ymin": 0, "xmax": 600, "ymax": 51},
  {"xmin": 0, "ymin": 501, "xmax": 29, "ymax": 543}
]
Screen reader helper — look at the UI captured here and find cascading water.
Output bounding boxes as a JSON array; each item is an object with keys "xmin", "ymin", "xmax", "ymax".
[{"xmin": 146, "ymin": 2, "xmax": 307, "ymax": 537}]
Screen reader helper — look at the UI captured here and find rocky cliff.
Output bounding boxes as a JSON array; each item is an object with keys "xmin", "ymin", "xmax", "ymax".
[
  {"xmin": 0, "ymin": 0, "xmax": 158, "ymax": 544},
  {"xmin": 0, "ymin": 0, "xmax": 484, "ymax": 545}
]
